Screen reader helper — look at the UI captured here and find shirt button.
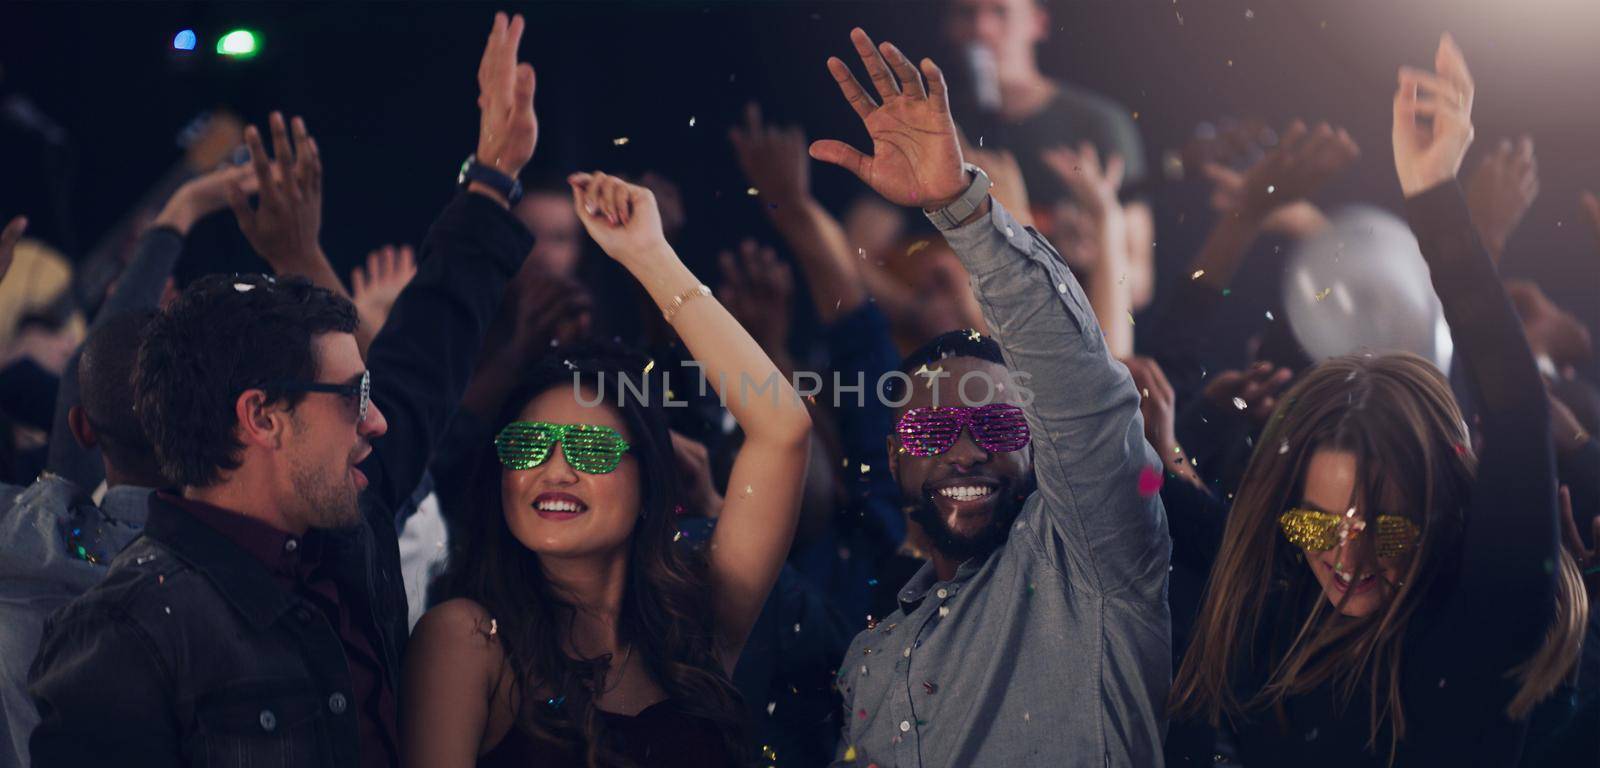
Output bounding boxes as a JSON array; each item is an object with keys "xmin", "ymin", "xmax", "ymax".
[
  {"xmin": 899, "ymin": 720, "xmax": 911, "ymax": 732},
  {"xmin": 328, "ymin": 692, "xmax": 347, "ymax": 714},
  {"xmin": 284, "ymin": 539, "xmax": 298, "ymax": 553},
  {"xmin": 259, "ymin": 709, "xmax": 277, "ymax": 731},
  {"xmin": 935, "ymin": 588, "xmax": 948, "ymax": 599}
]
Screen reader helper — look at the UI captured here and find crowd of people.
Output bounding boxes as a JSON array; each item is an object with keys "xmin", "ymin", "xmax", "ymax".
[{"xmin": 1, "ymin": 2, "xmax": 1596, "ymax": 767}]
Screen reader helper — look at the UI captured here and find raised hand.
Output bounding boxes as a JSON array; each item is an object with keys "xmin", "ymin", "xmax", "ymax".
[
  {"xmin": 810, "ymin": 28, "xmax": 968, "ymax": 210},
  {"xmin": 475, "ymin": 12, "xmax": 538, "ymax": 181},
  {"xmin": 227, "ymin": 112, "xmax": 323, "ymax": 270},
  {"xmin": 1393, "ymin": 33, "xmax": 1475, "ymax": 197},
  {"xmin": 717, "ymin": 239, "xmax": 794, "ymax": 360},
  {"xmin": 1202, "ymin": 362, "xmax": 1294, "ymax": 428},
  {"xmin": 1466, "ymin": 136, "xmax": 1538, "ymax": 262},
  {"xmin": 155, "ymin": 164, "xmax": 258, "ymax": 235},
  {"xmin": 1042, "ymin": 143, "xmax": 1125, "ymax": 221},
  {"xmin": 351, "ymin": 244, "xmax": 418, "ymax": 336},
  {"xmin": 1505, "ymin": 279, "xmax": 1593, "ymax": 370},
  {"xmin": 730, "ymin": 103, "xmax": 811, "ymax": 206},
  {"xmin": 567, "ymin": 172, "xmax": 667, "ymax": 265},
  {"xmin": 1228, "ymin": 120, "xmax": 1359, "ymax": 218},
  {"xmin": 0, "ymin": 216, "xmax": 26, "ymax": 286}
]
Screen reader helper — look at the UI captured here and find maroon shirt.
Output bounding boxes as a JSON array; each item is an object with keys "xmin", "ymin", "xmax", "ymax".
[{"xmin": 163, "ymin": 494, "xmax": 398, "ymax": 768}]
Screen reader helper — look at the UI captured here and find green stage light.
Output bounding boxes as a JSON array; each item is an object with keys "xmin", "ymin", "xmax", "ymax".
[{"xmin": 217, "ymin": 29, "xmax": 259, "ymax": 58}]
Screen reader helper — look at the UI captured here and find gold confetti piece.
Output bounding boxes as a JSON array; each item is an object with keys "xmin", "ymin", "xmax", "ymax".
[
  {"xmin": 745, "ymin": 484, "xmax": 754, "ymax": 496},
  {"xmin": 673, "ymin": 530, "xmax": 684, "ymax": 542},
  {"xmin": 859, "ymin": 463, "xmax": 871, "ymax": 474},
  {"xmin": 938, "ymin": 605, "xmax": 951, "ymax": 617},
  {"xmin": 967, "ymin": 328, "xmax": 981, "ymax": 341},
  {"xmin": 643, "ymin": 359, "xmax": 656, "ymax": 375},
  {"xmin": 842, "ymin": 458, "xmax": 850, "ymax": 468},
  {"xmin": 1314, "ymin": 287, "xmax": 1333, "ymax": 301},
  {"xmin": 1191, "ymin": 269, "xmax": 1206, "ymax": 280},
  {"xmin": 906, "ymin": 240, "xmax": 930, "ymax": 256},
  {"xmin": 1128, "ymin": 312, "xmax": 1136, "ymax": 325},
  {"xmin": 613, "ymin": 137, "xmax": 630, "ymax": 146},
  {"xmin": 747, "ymin": 187, "xmax": 759, "ymax": 196},
  {"xmin": 843, "ymin": 746, "xmax": 858, "ymax": 762}
]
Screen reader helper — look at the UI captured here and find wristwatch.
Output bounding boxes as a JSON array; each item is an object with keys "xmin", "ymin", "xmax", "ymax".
[
  {"xmin": 458, "ymin": 155, "xmax": 523, "ymax": 205},
  {"xmin": 924, "ymin": 163, "xmax": 991, "ymax": 231}
]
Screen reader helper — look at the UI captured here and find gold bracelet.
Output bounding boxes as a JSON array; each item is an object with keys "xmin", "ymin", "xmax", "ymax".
[{"xmin": 662, "ymin": 283, "xmax": 711, "ymax": 323}]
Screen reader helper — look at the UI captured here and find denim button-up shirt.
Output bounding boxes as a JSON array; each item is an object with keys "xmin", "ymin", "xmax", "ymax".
[
  {"xmin": 0, "ymin": 475, "xmax": 150, "ymax": 768},
  {"xmin": 834, "ymin": 201, "xmax": 1172, "ymax": 767}
]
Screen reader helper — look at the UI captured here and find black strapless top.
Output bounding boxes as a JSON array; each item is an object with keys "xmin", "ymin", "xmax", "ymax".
[{"xmin": 478, "ymin": 699, "xmax": 736, "ymax": 767}]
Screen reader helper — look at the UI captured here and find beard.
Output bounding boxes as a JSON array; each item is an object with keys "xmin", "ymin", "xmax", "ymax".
[
  {"xmin": 905, "ymin": 478, "xmax": 1031, "ymax": 563},
  {"xmin": 290, "ymin": 453, "xmax": 362, "ymax": 530}
]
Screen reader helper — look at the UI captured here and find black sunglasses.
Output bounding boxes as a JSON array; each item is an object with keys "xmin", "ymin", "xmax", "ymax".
[{"xmin": 264, "ymin": 370, "xmax": 371, "ymax": 423}]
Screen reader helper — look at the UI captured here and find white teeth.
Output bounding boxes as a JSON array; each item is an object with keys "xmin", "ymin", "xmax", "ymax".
[
  {"xmin": 938, "ymin": 485, "xmax": 995, "ymax": 501},
  {"xmin": 536, "ymin": 500, "xmax": 583, "ymax": 512}
]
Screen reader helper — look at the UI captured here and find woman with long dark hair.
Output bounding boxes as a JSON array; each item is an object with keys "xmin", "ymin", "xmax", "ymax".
[
  {"xmin": 1169, "ymin": 35, "xmax": 1587, "ymax": 766},
  {"xmin": 401, "ymin": 172, "xmax": 812, "ymax": 767}
]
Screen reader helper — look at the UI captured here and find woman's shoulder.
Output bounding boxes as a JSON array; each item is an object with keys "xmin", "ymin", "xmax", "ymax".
[{"xmin": 410, "ymin": 597, "xmax": 507, "ymax": 669}]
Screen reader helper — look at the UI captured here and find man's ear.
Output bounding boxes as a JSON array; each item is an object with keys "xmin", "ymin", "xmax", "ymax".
[
  {"xmin": 1030, "ymin": 1, "xmax": 1050, "ymax": 45},
  {"xmin": 885, "ymin": 433, "xmax": 902, "ymax": 485},
  {"xmin": 235, "ymin": 389, "xmax": 289, "ymax": 450},
  {"xmin": 67, "ymin": 406, "xmax": 96, "ymax": 450}
]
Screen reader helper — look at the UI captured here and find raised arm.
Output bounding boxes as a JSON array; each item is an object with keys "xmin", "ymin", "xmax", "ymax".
[
  {"xmin": 730, "ymin": 103, "xmax": 869, "ymax": 325},
  {"xmin": 568, "ymin": 172, "xmax": 811, "ymax": 669},
  {"xmin": 47, "ymin": 164, "xmax": 254, "ymax": 486},
  {"xmin": 1041, "ymin": 143, "xmax": 1133, "ymax": 359},
  {"xmin": 809, "ymin": 27, "xmax": 1165, "ymax": 599},
  {"xmin": 356, "ymin": 11, "xmax": 537, "ymax": 515},
  {"xmin": 1393, "ymin": 34, "xmax": 1556, "ymax": 651}
]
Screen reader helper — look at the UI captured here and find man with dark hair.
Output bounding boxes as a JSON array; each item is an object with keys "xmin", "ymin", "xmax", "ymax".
[
  {"xmin": 26, "ymin": 13, "xmax": 539, "ymax": 767},
  {"xmin": 812, "ymin": 30, "xmax": 1170, "ymax": 765}
]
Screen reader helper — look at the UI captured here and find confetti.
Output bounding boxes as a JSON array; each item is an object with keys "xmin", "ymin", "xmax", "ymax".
[
  {"xmin": 233, "ymin": 282, "xmax": 256, "ymax": 293},
  {"xmin": 1245, "ymin": 8, "xmax": 1255, "ymax": 19},
  {"xmin": 672, "ymin": 530, "xmax": 684, "ymax": 542},
  {"xmin": 164, "ymin": 606, "xmax": 172, "ymax": 615},
  {"xmin": 1232, "ymin": 397, "xmax": 1248, "ymax": 410},
  {"xmin": 938, "ymin": 605, "xmax": 950, "ymax": 617},
  {"xmin": 489, "ymin": 618, "xmax": 498, "ymax": 636},
  {"xmin": 1191, "ymin": 269, "xmax": 1206, "ymax": 280},
  {"xmin": 860, "ymin": 463, "xmax": 871, "ymax": 474},
  {"xmin": 643, "ymin": 359, "xmax": 655, "ymax": 375},
  {"xmin": 1266, "ymin": 184, "xmax": 1276, "ymax": 194},
  {"xmin": 744, "ymin": 484, "xmax": 753, "ymax": 496},
  {"xmin": 1137, "ymin": 466, "xmax": 1163, "ymax": 498},
  {"xmin": 612, "ymin": 137, "xmax": 630, "ymax": 146},
  {"xmin": 688, "ymin": 116, "xmax": 696, "ymax": 127},
  {"xmin": 1278, "ymin": 439, "xmax": 1290, "ymax": 455},
  {"xmin": 906, "ymin": 240, "xmax": 930, "ymax": 256},
  {"xmin": 747, "ymin": 187, "xmax": 760, "ymax": 196},
  {"xmin": 1314, "ymin": 287, "xmax": 1333, "ymax": 301},
  {"xmin": 794, "ymin": 623, "xmax": 802, "ymax": 633},
  {"xmin": 844, "ymin": 745, "xmax": 859, "ymax": 762},
  {"xmin": 1128, "ymin": 312, "xmax": 1136, "ymax": 325},
  {"xmin": 767, "ymin": 702, "xmax": 777, "ymax": 715},
  {"xmin": 1265, "ymin": 310, "xmax": 1275, "ymax": 321},
  {"xmin": 858, "ymin": 247, "xmax": 867, "ymax": 259},
  {"xmin": 967, "ymin": 328, "xmax": 982, "ymax": 342}
]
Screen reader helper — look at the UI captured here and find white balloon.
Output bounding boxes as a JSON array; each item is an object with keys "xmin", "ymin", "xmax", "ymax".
[{"xmin": 1283, "ymin": 205, "xmax": 1453, "ymax": 372}]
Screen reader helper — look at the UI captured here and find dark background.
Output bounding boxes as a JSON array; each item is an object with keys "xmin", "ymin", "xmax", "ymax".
[{"xmin": 2, "ymin": 0, "xmax": 1596, "ymax": 372}]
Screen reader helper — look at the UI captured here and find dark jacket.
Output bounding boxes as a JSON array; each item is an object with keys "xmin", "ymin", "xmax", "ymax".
[{"xmin": 25, "ymin": 191, "xmax": 532, "ymax": 767}]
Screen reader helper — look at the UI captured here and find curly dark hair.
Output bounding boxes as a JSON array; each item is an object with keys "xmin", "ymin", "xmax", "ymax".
[
  {"xmin": 134, "ymin": 274, "xmax": 358, "ymax": 487},
  {"xmin": 440, "ymin": 342, "xmax": 747, "ymax": 767}
]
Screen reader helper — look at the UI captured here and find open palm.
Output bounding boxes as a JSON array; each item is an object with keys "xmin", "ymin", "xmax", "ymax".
[{"xmin": 810, "ymin": 28, "xmax": 968, "ymax": 209}]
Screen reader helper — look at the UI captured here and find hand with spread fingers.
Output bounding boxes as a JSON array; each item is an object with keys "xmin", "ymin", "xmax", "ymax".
[
  {"xmin": 475, "ymin": 12, "xmax": 538, "ymax": 183},
  {"xmin": 1466, "ymin": 136, "xmax": 1538, "ymax": 262},
  {"xmin": 0, "ymin": 215, "xmax": 27, "ymax": 287},
  {"xmin": 717, "ymin": 239, "xmax": 794, "ymax": 362},
  {"xmin": 810, "ymin": 28, "xmax": 969, "ymax": 210},
  {"xmin": 1393, "ymin": 33, "xmax": 1476, "ymax": 197},
  {"xmin": 227, "ymin": 112, "xmax": 325, "ymax": 271},
  {"xmin": 351, "ymin": 244, "xmax": 419, "ymax": 337}
]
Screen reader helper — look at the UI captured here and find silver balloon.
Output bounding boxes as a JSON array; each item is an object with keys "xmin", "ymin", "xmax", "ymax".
[{"xmin": 1283, "ymin": 205, "xmax": 1453, "ymax": 372}]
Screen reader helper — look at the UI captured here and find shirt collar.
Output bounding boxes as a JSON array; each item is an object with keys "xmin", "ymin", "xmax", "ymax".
[
  {"xmin": 99, "ymin": 485, "xmax": 154, "ymax": 526},
  {"xmin": 895, "ymin": 549, "xmax": 993, "ymax": 613},
  {"xmin": 157, "ymin": 492, "xmax": 315, "ymax": 581}
]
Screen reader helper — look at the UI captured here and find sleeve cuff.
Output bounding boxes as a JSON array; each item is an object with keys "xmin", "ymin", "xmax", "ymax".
[{"xmin": 934, "ymin": 198, "xmax": 1043, "ymax": 278}]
